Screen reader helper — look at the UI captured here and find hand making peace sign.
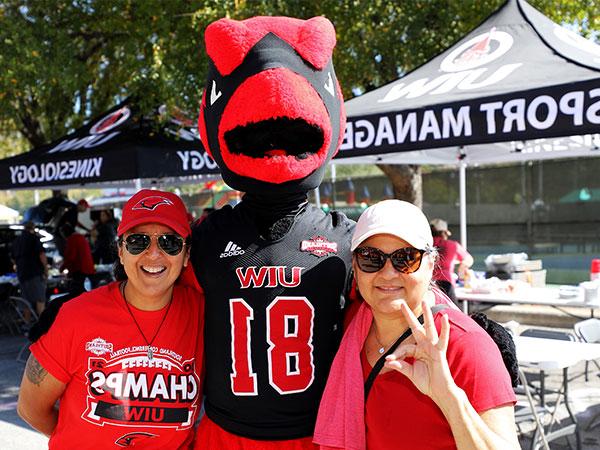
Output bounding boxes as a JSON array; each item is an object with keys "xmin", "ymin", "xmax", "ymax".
[{"xmin": 384, "ymin": 300, "xmax": 456, "ymax": 403}]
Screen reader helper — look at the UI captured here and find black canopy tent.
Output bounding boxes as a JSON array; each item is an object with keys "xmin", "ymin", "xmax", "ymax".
[
  {"xmin": 333, "ymin": 0, "xmax": 600, "ymax": 244},
  {"xmin": 0, "ymin": 100, "xmax": 219, "ymax": 191}
]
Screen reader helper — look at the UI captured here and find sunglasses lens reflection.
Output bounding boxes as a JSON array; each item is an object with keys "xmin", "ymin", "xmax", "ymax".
[
  {"xmin": 125, "ymin": 234, "xmax": 151, "ymax": 255},
  {"xmin": 157, "ymin": 234, "xmax": 185, "ymax": 256},
  {"xmin": 391, "ymin": 248, "xmax": 423, "ymax": 273},
  {"xmin": 356, "ymin": 248, "xmax": 385, "ymax": 272},
  {"xmin": 125, "ymin": 234, "xmax": 184, "ymax": 256},
  {"xmin": 355, "ymin": 247, "xmax": 424, "ymax": 274}
]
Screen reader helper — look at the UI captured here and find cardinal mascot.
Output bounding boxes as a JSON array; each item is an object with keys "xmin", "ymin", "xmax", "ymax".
[{"xmin": 191, "ymin": 16, "xmax": 355, "ymax": 449}]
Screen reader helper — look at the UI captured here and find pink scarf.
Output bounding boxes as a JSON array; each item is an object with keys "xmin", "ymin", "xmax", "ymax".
[{"xmin": 313, "ymin": 301, "xmax": 372, "ymax": 450}]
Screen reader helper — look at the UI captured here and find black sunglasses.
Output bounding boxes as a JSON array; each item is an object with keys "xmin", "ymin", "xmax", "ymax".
[
  {"xmin": 354, "ymin": 246, "xmax": 430, "ymax": 274},
  {"xmin": 122, "ymin": 233, "xmax": 186, "ymax": 256}
]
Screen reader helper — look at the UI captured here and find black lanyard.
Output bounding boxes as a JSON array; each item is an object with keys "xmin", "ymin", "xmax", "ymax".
[
  {"xmin": 364, "ymin": 315, "xmax": 423, "ymax": 400},
  {"xmin": 364, "ymin": 305, "xmax": 450, "ymax": 400}
]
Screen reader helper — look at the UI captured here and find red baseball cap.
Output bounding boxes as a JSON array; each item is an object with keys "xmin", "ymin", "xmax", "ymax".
[
  {"xmin": 117, "ymin": 189, "xmax": 192, "ymax": 238},
  {"xmin": 78, "ymin": 198, "xmax": 90, "ymax": 208}
]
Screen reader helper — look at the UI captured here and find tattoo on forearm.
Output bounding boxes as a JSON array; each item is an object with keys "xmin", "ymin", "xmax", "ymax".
[{"xmin": 25, "ymin": 355, "xmax": 48, "ymax": 386}]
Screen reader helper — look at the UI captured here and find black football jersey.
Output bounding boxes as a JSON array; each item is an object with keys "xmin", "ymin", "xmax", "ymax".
[{"xmin": 191, "ymin": 203, "xmax": 354, "ymax": 439}]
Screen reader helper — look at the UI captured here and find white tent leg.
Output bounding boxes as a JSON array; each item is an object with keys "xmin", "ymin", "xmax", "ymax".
[
  {"xmin": 459, "ymin": 162, "xmax": 467, "ymax": 249},
  {"xmin": 314, "ymin": 187, "xmax": 321, "ymax": 208},
  {"xmin": 331, "ymin": 163, "xmax": 337, "ymax": 208},
  {"xmin": 135, "ymin": 178, "xmax": 142, "ymax": 191}
]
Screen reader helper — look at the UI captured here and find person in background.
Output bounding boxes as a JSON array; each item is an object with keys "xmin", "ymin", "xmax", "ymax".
[
  {"xmin": 53, "ymin": 199, "xmax": 91, "ymax": 256},
  {"xmin": 59, "ymin": 199, "xmax": 91, "ymax": 232},
  {"xmin": 314, "ymin": 200, "xmax": 518, "ymax": 450},
  {"xmin": 196, "ymin": 207, "xmax": 214, "ymax": 224},
  {"xmin": 91, "ymin": 209, "xmax": 118, "ymax": 264},
  {"xmin": 59, "ymin": 223, "xmax": 95, "ymax": 295},
  {"xmin": 430, "ymin": 218, "xmax": 473, "ymax": 304},
  {"xmin": 10, "ymin": 221, "xmax": 48, "ymax": 318},
  {"xmin": 0, "ymin": 244, "xmax": 14, "ymax": 275},
  {"xmin": 17, "ymin": 189, "xmax": 204, "ymax": 449}
]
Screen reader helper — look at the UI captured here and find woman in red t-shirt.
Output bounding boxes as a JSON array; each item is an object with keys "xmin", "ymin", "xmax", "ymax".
[
  {"xmin": 18, "ymin": 189, "xmax": 203, "ymax": 450},
  {"xmin": 314, "ymin": 200, "xmax": 518, "ymax": 450},
  {"xmin": 430, "ymin": 218, "xmax": 473, "ymax": 305},
  {"xmin": 59, "ymin": 223, "xmax": 95, "ymax": 295}
]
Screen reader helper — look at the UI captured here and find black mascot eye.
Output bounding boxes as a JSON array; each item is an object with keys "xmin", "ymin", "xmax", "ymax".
[{"xmin": 209, "ymin": 80, "xmax": 222, "ymax": 106}]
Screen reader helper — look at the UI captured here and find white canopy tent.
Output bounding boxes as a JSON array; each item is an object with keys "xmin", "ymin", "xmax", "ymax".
[
  {"xmin": 333, "ymin": 0, "xmax": 600, "ymax": 247},
  {"xmin": 333, "ymin": 133, "xmax": 600, "ymax": 247}
]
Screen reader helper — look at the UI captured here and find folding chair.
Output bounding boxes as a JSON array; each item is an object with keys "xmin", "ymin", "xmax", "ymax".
[
  {"xmin": 517, "ymin": 328, "xmax": 579, "ymax": 450},
  {"xmin": 519, "ymin": 328, "xmax": 576, "ymax": 400},
  {"xmin": 520, "ymin": 328, "xmax": 577, "ymax": 341},
  {"xmin": 573, "ymin": 318, "xmax": 600, "ymax": 432},
  {"xmin": 515, "ymin": 368, "xmax": 553, "ymax": 450},
  {"xmin": 6, "ymin": 296, "xmax": 39, "ymax": 362},
  {"xmin": 573, "ymin": 318, "xmax": 600, "ymax": 381}
]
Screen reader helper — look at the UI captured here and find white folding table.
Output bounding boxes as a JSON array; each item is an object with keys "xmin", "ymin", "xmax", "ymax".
[
  {"xmin": 515, "ymin": 336, "xmax": 600, "ymax": 450},
  {"xmin": 456, "ymin": 286, "xmax": 600, "ymax": 316}
]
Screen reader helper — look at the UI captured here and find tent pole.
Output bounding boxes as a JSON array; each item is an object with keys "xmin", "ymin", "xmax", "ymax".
[
  {"xmin": 331, "ymin": 164, "xmax": 337, "ymax": 209},
  {"xmin": 459, "ymin": 161, "xmax": 467, "ymax": 249},
  {"xmin": 135, "ymin": 178, "xmax": 142, "ymax": 191},
  {"xmin": 313, "ymin": 187, "xmax": 321, "ymax": 208}
]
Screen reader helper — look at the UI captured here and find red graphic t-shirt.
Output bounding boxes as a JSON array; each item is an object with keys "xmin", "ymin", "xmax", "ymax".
[{"xmin": 31, "ymin": 282, "xmax": 204, "ymax": 450}]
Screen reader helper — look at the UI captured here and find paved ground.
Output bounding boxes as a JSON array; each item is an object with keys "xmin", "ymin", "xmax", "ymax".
[
  {"xmin": 0, "ymin": 335, "xmax": 48, "ymax": 449},
  {"xmin": 0, "ymin": 312, "xmax": 599, "ymax": 449}
]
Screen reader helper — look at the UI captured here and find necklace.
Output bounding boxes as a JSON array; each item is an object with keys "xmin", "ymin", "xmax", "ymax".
[
  {"xmin": 121, "ymin": 282, "xmax": 173, "ymax": 360},
  {"xmin": 372, "ymin": 325, "xmax": 410, "ymax": 355},
  {"xmin": 373, "ymin": 330, "xmax": 393, "ymax": 355}
]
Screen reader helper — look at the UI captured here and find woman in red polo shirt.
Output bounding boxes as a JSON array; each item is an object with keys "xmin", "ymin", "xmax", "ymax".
[{"xmin": 314, "ymin": 200, "xmax": 518, "ymax": 450}]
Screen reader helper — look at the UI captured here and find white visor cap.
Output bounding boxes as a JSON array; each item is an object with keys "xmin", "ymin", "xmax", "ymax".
[{"xmin": 351, "ymin": 199, "xmax": 434, "ymax": 251}]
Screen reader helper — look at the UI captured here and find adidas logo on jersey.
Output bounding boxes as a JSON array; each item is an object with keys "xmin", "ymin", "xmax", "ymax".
[{"xmin": 220, "ymin": 241, "xmax": 245, "ymax": 258}]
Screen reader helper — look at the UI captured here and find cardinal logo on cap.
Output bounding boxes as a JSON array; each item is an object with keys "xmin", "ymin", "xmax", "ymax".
[{"xmin": 132, "ymin": 196, "xmax": 174, "ymax": 211}]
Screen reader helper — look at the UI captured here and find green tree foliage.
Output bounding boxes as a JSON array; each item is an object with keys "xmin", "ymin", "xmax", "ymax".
[
  {"xmin": 0, "ymin": 0, "xmax": 597, "ymax": 192},
  {"xmin": 0, "ymin": 0, "xmax": 210, "ymax": 150}
]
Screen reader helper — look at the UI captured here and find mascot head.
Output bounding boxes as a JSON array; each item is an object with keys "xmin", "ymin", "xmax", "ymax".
[{"xmin": 198, "ymin": 16, "xmax": 346, "ymax": 194}]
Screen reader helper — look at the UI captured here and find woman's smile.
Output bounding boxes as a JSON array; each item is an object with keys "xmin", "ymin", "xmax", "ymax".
[
  {"xmin": 141, "ymin": 264, "xmax": 167, "ymax": 275},
  {"xmin": 375, "ymin": 285, "xmax": 403, "ymax": 293}
]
